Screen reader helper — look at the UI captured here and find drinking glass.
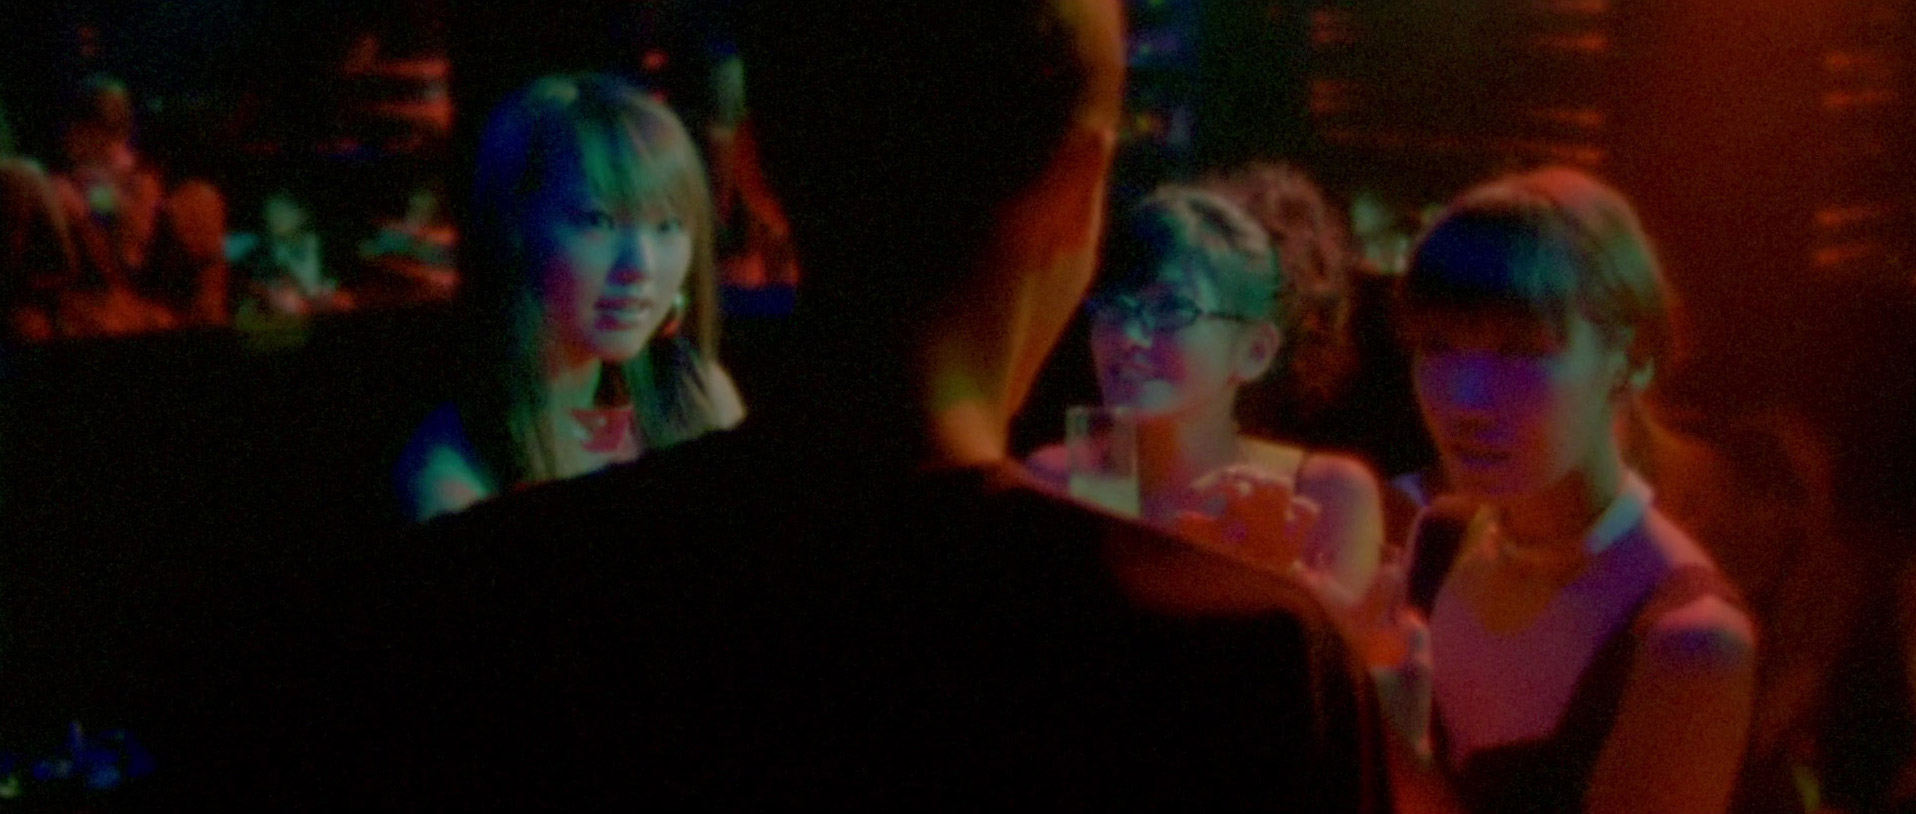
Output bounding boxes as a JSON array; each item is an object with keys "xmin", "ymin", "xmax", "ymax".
[{"xmin": 1065, "ymin": 405, "xmax": 1140, "ymax": 518}]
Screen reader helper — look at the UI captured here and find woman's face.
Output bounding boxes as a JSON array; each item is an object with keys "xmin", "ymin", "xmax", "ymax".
[
  {"xmin": 525, "ymin": 152, "xmax": 693, "ymax": 365},
  {"xmin": 1411, "ymin": 311, "xmax": 1623, "ymax": 499},
  {"xmin": 1088, "ymin": 255, "xmax": 1265, "ymax": 422}
]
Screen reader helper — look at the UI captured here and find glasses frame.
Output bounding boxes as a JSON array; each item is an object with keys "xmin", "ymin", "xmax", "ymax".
[{"xmin": 1083, "ymin": 293, "xmax": 1257, "ymax": 334}]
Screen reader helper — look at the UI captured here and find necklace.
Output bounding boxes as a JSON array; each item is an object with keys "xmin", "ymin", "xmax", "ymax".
[
  {"xmin": 567, "ymin": 406, "xmax": 636, "ymax": 454},
  {"xmin": 1489, "ymin": 519, "xmax": 1589, "ymax": 571}
]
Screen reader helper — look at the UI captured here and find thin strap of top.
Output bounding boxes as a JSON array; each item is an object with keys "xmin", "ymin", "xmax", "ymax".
[
  {"xmin": 1241, "ymin": 440, "xmax": 1310, "ymax": 484},
  {"xmin": 1628, "ymin": 564, "xmax": 1747, "ymax": 636},
  {"xmin": 1406, "ymin": 497, "xmax": 1479, "ymax": 617}
]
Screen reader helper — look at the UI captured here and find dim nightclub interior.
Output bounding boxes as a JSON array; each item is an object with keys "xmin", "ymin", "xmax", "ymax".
[{"xmin": 0, "ymin": 0, "xmax": 1912, "ymax": 809}]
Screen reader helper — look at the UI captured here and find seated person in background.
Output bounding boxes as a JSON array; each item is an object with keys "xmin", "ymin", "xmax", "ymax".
[
  {"xmin": 1, "ymin": 157, "xmax": 172, "ymax": 341},
  {"xmin": 234, "ymin": 188, "xmax": 352, "ymax": 317},
  {"xmin": 1026, "ymin": 185, "xmax": 1384, "ymax": 605},
  {"xmin": 391, "ymin": 74, "xmax": 743, "ymax": 522},
  {"xmin": 250, "ymin": 2, "xmax": 1391, "ymax": 808},
  {"xmin": 357, "ymin": 182, "xmax": 457, "ymax": 298},
  {"xmin": 1363, "ymin": 166, "xmax": 1756, "ymax": 814},
  {"xmin": 51, "ymin": 74, "xmax": 164, "ymax": 291},
  {"xmin": 140, "ymin": 179, "xmax": 230, "ymax": 328}
]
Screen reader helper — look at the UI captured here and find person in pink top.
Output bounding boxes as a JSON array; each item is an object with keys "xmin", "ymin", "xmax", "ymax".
[{"xmin": 1365, "ymin": 166, "xmax": 1757, "ymax": 814}]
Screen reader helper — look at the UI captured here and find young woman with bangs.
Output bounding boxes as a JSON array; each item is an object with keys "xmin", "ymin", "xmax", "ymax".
[
  {"xmin": 1370, "ymin": 167, "xmax": 1756, "ymax": 814},
  {"xmin": 395, "ymin": 74, "xmax": 743, "ymax": 523}
]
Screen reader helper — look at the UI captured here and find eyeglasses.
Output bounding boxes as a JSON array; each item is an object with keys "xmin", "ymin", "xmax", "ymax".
[{"xmin": 1083, "ymin": 294, "xmax": 1254, "ymax": 334}]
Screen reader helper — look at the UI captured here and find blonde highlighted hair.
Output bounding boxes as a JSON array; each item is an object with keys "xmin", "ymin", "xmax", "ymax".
[{"xmin": 463, "ymin": 74, "xmax": 724, "ymax": 485}]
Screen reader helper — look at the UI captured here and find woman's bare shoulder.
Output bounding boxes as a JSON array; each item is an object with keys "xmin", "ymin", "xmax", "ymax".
[{"xmin": 1634, "ymin": 510, "xmax": 1758, "ymax": 668}]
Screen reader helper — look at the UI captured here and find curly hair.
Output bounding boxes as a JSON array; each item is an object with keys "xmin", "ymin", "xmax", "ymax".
[{"xmin": 1206, "ymin": 161, "xmax": 1359, "ymax": 416}]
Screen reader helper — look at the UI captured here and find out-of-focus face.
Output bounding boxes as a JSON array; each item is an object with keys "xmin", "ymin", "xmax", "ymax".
[
  {"xmin": 406, "ymin": 189, "xmax": 439, "ymax": 224},
  {"xmin": 1088, "ymin": 255, "xmax": 1257, "ymax": 422},
  {"xmin": 264, "ymin": 195, "xmax": 308, "ymax": 239},
  {"xmin": 525, "ymin": 150, "xmax": 692, "ymax": 365},
  {"xmin": 1411, "ymin": 311, "xmax": 1623, "ymax": 499}
]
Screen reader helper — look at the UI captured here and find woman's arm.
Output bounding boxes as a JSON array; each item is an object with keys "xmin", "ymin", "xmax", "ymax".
[
  {"xmin": 1297, "ymin": 453, "xmax": 1386, "ymax": 603},
  {"xmin": 1584, "ymin": 595, "xmax": 1757, "ymax": 814}
]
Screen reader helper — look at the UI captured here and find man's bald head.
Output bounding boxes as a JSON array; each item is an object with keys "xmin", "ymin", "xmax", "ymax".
[{"xmin": 741, "ymin": 0, "xmax": 1124, "ymax": 305}]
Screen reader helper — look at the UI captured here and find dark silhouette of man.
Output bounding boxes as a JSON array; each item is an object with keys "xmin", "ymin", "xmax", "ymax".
[{"xmin": 204, "ymin": 1, "xmax": 1391, "ymax": 808}]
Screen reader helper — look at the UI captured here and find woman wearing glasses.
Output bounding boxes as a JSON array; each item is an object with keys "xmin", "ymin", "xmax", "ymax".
[{"xmin": 1027, "ymin": 185, "xmax": 1384, "ymax": 603}]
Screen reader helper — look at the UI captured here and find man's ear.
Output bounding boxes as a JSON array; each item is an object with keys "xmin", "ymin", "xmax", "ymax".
[
  {"xmin": 1236, "ymin": 321, "xmax": 1284, "ymax": 383},
  {"xmin": 731, "ymin": 119, "xmax": 791, "ymax": 237}
]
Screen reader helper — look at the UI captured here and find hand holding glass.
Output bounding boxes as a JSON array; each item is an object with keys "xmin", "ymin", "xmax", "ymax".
[{"xmin": 1065, "ymin": 405, "xmax": 1140, "ymax": 518}]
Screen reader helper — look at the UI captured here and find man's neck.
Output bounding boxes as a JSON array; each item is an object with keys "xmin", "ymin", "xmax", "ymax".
[{"xmin": 772, "ymin": 301, "xmax": 1016, "ymax": 473}]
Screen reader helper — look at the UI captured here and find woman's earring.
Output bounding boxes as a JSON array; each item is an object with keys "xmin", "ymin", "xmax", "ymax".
[{"xmin": 659, "ymin": 292, "xmax": 689, "ymax": 338}]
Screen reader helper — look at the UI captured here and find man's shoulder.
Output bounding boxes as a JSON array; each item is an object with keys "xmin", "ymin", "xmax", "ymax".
[{"xmin": 422, "ymin": 433, "xmax": 1333, "ymax": 619}]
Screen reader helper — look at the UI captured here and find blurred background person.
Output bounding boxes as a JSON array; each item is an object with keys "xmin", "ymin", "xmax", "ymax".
[
  {"xmin": 2, "ymin": 156, "xmax": 172, "ymax": 341},
  {"xmin": 233, "ymin": 187, "xmax": 351, "ymax": 318},
  {"xmin": 140, "ymin": 179, "xmax": 230, "ymax": 327},
  {"xmin": 392, "ymin": 73, "xmax": 741, "ymax": 522},
  {"xmin": 1027, "ymin": 185, "xmax": 1384, "ymax": 604},
  {"xmin": 2, "ymin": 157, "xmax": 86, "ymax": 342},
  {"xmin": 356, "ymin": 181, "xmax": 457, "ymax": 300},
  {"xmin": 50, "ymin": 74, "xmax": 164, "ymax": 294},
  {"xmin": 1347, "ymin": 189, "xmax": 1416, "ymax": 277}
]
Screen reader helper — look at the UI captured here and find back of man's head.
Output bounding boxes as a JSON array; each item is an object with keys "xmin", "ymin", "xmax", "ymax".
[{"xmin": 741, "ymin": 0, "xmax": 1104, "ymax": 308}]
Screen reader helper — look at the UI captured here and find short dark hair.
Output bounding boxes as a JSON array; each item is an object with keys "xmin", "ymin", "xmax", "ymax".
[
  {"xmin": 741, "ymin": 0, "xmax": 1095, "ymax": 300},
  {"xmin": 1402, "ymin": 167, "xmax": 1671, "ymax": 370}
]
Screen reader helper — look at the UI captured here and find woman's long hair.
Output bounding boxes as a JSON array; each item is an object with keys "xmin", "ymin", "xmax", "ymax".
[{"xmin": 461, "ymin": 74, "xmax": 723, "ymax": 486}]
